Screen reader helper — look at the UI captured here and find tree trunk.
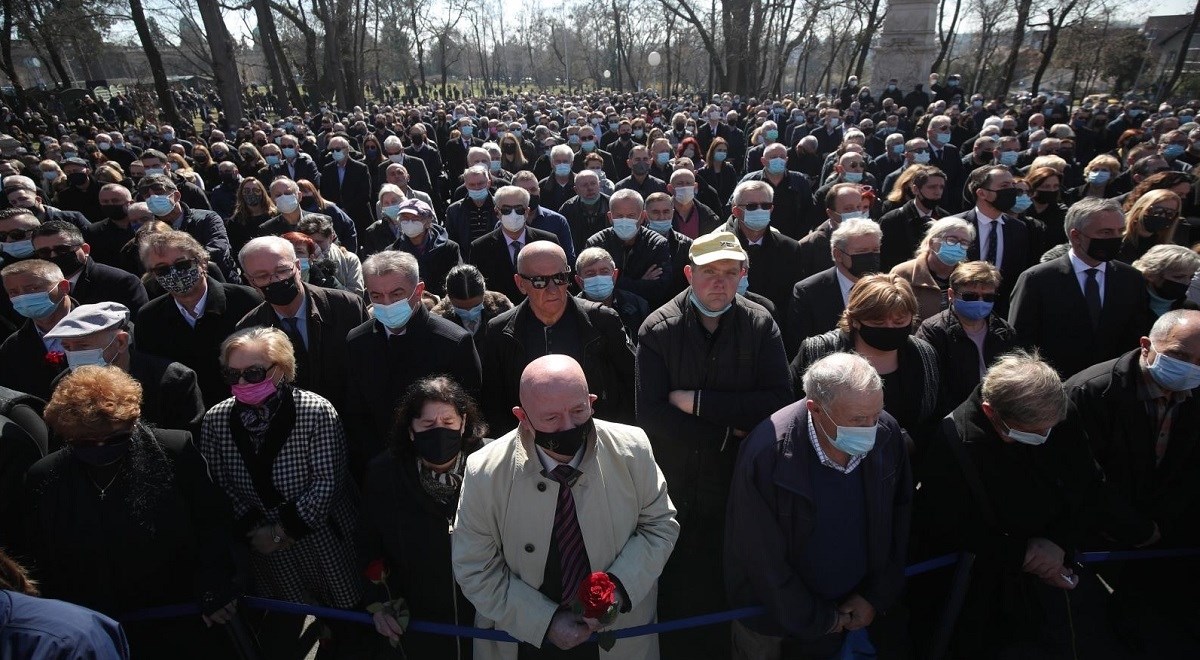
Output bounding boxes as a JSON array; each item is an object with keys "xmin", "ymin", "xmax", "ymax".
[
  {"xmin": 129, "ymin": 0, "xmax": 183, "ymax": 126},
  {"xmin": 854, "ymin": 0, "xmax": 884, "ymax": 78},
  {"xmin": 932, "ymin": 0, "xmax": 963, "ymax": 74},
  {"xmin": 1029, "ymin": 3, "xmax": 1077, "ymax": 97},
  {"xmin": 253, "ymin": 0, "xmax": 288, "ymax": 108},
  {"xmin": 0, "ymin": 0, "xmax": 28, "ymax": 109},
  {"xmin": 996, "ymin": 0, "xmax": 1034, "ymax": 98},
  {"xmin": 409, "ymin": 1, "xmax": 427, "ymax": 91},
  {"xmin": 1161, "ymin": 0, "xmax": 1200, "ymax": 101},
  {"xmin": 197, "ymin": 0, "xmax": 243, "ymax": 126}
]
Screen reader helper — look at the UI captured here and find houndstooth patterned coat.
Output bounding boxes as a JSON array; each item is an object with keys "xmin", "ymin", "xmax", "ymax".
[{"xmin": 199, "ymin": 386, "xmax": 362, "ymax": 608}]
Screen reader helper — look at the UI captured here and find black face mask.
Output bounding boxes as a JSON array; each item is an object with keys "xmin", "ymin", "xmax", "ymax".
[
  {"xmin": 1156, "ymin": 279, "xmax": 1190, "ymax": 301},
  {"xmin": 532, "ymin": 417, "xmax": 594, "ymax": 457},
  {"xmin": 987, "ymin": 188, "xmax": 1019, "ymax": 212},
  {"xmin": 501, "ymin": 143, "xmax": 517, "ymax": 155},
  {"xmin": 1084, "ymin": 235, "xmax": 1123, "ymax": 262},
  {"xmin": 100, "ymin": 204, "xmax": 127, "ymax": 221},
  {"xmin": 1141, "ymin": 213, "xmax": 1173, "ymax": 233},
  {"xmin": 528, "ymin": 196, "xmax": 541, "ymax": 213},
  {"xmin": 220, "ymin": 172, "xmax": 239, "ymax": 185},
  {"xmin": 51, "ymin": 252, "xmax": 84, "ymax": 278},
  {"xmin": 857, "ymin": 324, "xmax": 911, "ymax": 352},
  {"xmin": 917, "ymin": 192, "xmax": 942, "ymax": 208},
  {"xmin": 72, "ymin": 434, "xmax": 132, "ymax": 466},
  {"xmin": 412, "ymin": 426, "xmax": 463, "ymax": 465},
  {"xmin": 1033, "ymin": 190, "xmax": 1058, "ymax": 205},
  {"xmin": 844, "ymin": 251, "xmax": 881, "ymax": 278},
  {"xmin": 67, "ymin": 172, "xmax": 89, "ymax": 187},
  {"xmin": 261, "ymin": 274, "xmax": 301, "ymax": 306}
]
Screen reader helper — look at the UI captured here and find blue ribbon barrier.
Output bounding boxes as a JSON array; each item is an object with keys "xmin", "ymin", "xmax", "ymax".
[{"xmin": 117, "ymin": 546, "xmax": 1200, "ymax": 640}]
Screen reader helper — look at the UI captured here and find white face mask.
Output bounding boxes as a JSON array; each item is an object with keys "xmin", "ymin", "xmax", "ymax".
[
  {"xmin": 500, "ymin": 211, "xmax": 525, "ymax": 233},
  {"xmin": 399, "ymin": 220, "xmax": 425, "ymax": 238}
]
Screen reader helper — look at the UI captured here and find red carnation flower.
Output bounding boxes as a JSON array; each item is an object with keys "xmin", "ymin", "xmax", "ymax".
[
  {"xmin": 44, "ymin": 351, "xmax": 66, "ymax": 368},
  {"xmin": 364, "ymin": 559, "xmax": 388, "ymax": 584},
  {"xmin": 577, "ymin": 572, "xmax": 617, "ymax": 620}
]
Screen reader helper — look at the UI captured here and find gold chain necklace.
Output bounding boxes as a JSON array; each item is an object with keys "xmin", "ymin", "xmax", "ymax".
[{"xmin": 89, "ymin": 470, "xmax": 121, "ymax": 501}]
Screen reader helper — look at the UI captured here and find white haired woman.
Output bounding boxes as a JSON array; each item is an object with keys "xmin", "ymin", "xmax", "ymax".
[
  {"xmin": 1132, "ymin": 243, "xmax": 1200, "ymax": 319},
  {"xmin": 890, "ymin": 217, "xmax": 976, "ymax": 323},
  {"xmin": 199, "ymin": 326, "xmax": 361, "ymax": 653}
]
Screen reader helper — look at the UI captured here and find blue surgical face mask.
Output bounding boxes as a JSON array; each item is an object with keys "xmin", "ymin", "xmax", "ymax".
[
  {"xmin": 736, "ymin": 275, "xmax": 749, "ymax": 296},
  {"xmin": 1163, "ymin": 144, "xmax": 1186, "ymax": 159},
  {"xmin": 953, "ymin": 298, "xmax": 994, "ymax": 321},
  {"xmin": 66, "ymin": 335, "xmax": 118, "ymax": 371},
  {"xmin": 1000, "ymin": 418, "xmax": 1049, "ymax": 446},
  {"xmin": 998, "ymin": 150, "xmax": 1019, "ymax": 166},
  {"xmin": 147, "ymin": 194, "xmax": 174, "ymax": 216},
  {"xmin": 936, "ymin": 242, "xmax": 968, "ymax": 266},
  {"xmin": 282, "ymin": 147, "xmax": 297, "ymax": 159},
  {"xmin": 936, "ymin": 132, "xmax": 952, "ymax": 145},
  {"xmin": 843, "ymin": 171, "xmax": 863, "ymax": 183},
  {"xmin": 742, "ymin": 208, "xmax": 772, "ymax": 231},
  {"xmin": 554, "ymin": 162, "xmax": 572, "ymax": 177},
  {"xmin": 912, "ymin": 151, "xmax": 931, "ymax": 164},
  {"xmin": 461, "ymin": 125, "xmax": 474, "ymax": 137},
  {"xmin": 767, "ymin": 157, "xmax": 787, "ymax": 175},
  {"xmin": 688, "ymin": 289, "xmax": 732, "ymax": 318},
  {"xmin": 764, "ymin": 129, "xmax": 779, "ymax": 141},
  {"xmin": 331, "ymin": 149, "xmax": 346, "ymax": 162},
  {"xmin": 838, "ymin": 211, "xmax": 868, "ymax": 223},
  {"xmin": 11, "ymin": 290, "xmax": 59, "ymax": 319},
  {"xmin": 266, "ymin": 155, "xmax": 281, "ymax": 166},
  {"xmin": 612, "ymin": 217, "xmax": 639, "ymax": 240},
  {"xmin": 382, "ymin": 204, "xmax": 402, "ymax": 220},
  {"xmin": 1011, "ymin": 193, "xmax": 1032, "ymax": 214},
  {"xmin": 816, "ymin": 406, "xmax": 876, "ymax": 456},
  {"xmin": 374, "ymin": 296, "xmax": 415, "ymax": 329},
  {"xmin": 1087, "ymin": 169, "xmax": 1111, "ymax": 186},
  {"xmin": 582, "ymin": 274, "xmax": 615, "ymax": 300},
  {"xmin": 1146, "ymin": 351, "xmax": 1200, "ymax": 392},
  {"xmin": 648, "ymin": 219, "xmax": 673, "ymax": 235},
  {"xmin": 1029, "ymin": 140, "xmax": 1042, "ymax": 152},
  {"xmin": 1, "ymin": 239, "xmax": 34, "ymax": 259},
  {"xmin": 453, "ymin": 302, "xmax": 484, "ymax": 323},
  {"xmin": 891, "ymin": 144, "xmax": 904, "ymax": 155},
  {"xmin": 714, "ymin": 150, "xmax": 727, "ymax": 162},
  {"xmin": 468, "ymin": 187, "xmax": 489, "ymax": 202},
  {"xmin": 655, "ymin": 152, "xmax": 670, "ymax": 166},
  {"xmin": 298, "ymin": 257, "xmax": 311, "ymax": 275},
  {"xmin": 489, "ymin": 160, "xmax": 502, "ymax": 172}
]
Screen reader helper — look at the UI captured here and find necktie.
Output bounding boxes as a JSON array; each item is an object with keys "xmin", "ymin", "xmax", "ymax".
[
  {"xmin": 510, "ymin": 239, "xmax": 523, "ymax": 267},
  {"xmin": 985, "ymin": 220, "xmax": 999, "ymax": 265},
  {"xmin": 1084, "ymin": 268, "xmax": 1102, "ymax": 328},
  {"xmin": 550, "ymin": 465, "xmax": 590, "ymax": 604},
  {"xmin": 281, "ymin": 316, "xmax": 306, "ymax": 351}
]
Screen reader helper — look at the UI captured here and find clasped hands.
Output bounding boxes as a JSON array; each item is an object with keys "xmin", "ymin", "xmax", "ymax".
[{"xmin": 546, "ymin": 590, "xmax": 623, "ymax": 650}]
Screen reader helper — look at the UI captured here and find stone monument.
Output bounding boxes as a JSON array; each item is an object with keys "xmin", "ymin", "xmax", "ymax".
[{"xmin": 871, "ymin": 0, "xmax": 939, "ymax": 90}]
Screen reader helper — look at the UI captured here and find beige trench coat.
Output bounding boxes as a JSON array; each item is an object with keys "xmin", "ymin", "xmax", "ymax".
[{"xmin": 452, "ymin": 419, "xmax": 680, "ymax": 660}]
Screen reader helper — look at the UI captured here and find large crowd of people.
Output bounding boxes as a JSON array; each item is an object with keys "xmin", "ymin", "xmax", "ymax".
[{"xmin": 0, "ymin": 71, "xmax": 1199, "ymax": 660}]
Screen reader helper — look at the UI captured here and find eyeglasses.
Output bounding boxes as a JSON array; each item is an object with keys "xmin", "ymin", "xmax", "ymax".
[
  {"xmin": 739, "ymin": 202, "xmax": 774, "ymax": 211},
  {"xmin": 149, "ymin": 258, "xmax": 197, "ymax": 279},
  {"xmin": 518, "ymin": 271, "xmax": 572, "ymax": 289},
  {"xmin": 957, "ymin": 292, "xmax": 996, "ymax": 302},
  {"xmin": 249, "ymin": 266, "xmax": 296, "ymax": 286},
  {"xmin": 2, "ymin": 228, "xmax": 33, "ymax": 241},
  {"xmin": 32, "ymin": 243, "xmax": 81, "ymax": 259},
  {"xmin": 220, "ymin": 363, "xmax": 276, "ymax": 385},
  {"xmin": 939, "ymin": 236, "xmax": 969, "ymax": 246},
  {"xmin": 499, "ymin": 205, "xmax": 527, "ymax": 215}
]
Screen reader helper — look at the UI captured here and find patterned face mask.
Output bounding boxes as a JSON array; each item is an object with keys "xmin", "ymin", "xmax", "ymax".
[{"xmin": 156, "ymin": 264, "xmax": 202, "ymax": 295}]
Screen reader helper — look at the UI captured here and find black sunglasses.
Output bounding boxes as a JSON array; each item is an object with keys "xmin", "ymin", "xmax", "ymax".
[
  {"xmin": 149, "ymin": 258, "xmax": 197, "ymax": 279},
  {"xmin": 957, "ymin": 292, "xmax": 996, "ymax": 302},
  {"xmin": 499, "ymin": 205, "xmax": 528, "ymax": 215},
  {"xmin": 221, "ymin": 364, "xmax": 276, "ymax": 386},
  {"xmin": 1146, "ymin": 208, "xmax": 1180, "ymax": 220},
  {"xmin": 518, "ymin": 271, "xmax": 572, "ymax": 289},
  {"xmin": 32, "ymin": 243, "xmax": 81, "ymax": 259},
  {"xmin": 740, "ymin": 202, "xmax": 774, "ymax": 211}
]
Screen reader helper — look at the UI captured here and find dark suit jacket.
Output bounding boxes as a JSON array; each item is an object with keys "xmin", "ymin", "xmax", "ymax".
[
  {"xmin": 737, "ymin": 227, "xmax": 803, "ymax": 334},
  {"xmin": 467, "ymin": 227, "xmax": 559, "ymax": 304},
  {"xmin": 957, "ymin": 208, "xmax": 1035, "ymax": 316},
  {"xmin": 785, "ymin": 267, "xmax": 845, "ymax": 359},
  {"xmin": 175, "ymin": 204, "xmax": 239, "ymax": 282},
  {"xmin": 584, "ymin": 226, "xmax": 673, "ymax": 308},
  {"xmin": 235, "ymin": 283, "xmax": 368, "ymax": 413},
  {"xmin": 373, "ymin": 155, "xmax": 433, "ymax": 198},
  {"xmin": 879, "ymin": 200, "xmax": 947, "ymax": 271},
  {"xmin": 1061, "ymin": 349, "xmax": 1200, "ymax": 546},
  {"xmin": 0, "ymin": 320, "xmax": 67, "ymax": 401},
  {"xmin": 82, "ymin": 219, "xmax": 136, "ymax": 270},
  {"xmin": 71, "ymin": 258, "xmax": 148, "ymax": 321},
  {"xmin": 135, "ymin": 278, "xmax": 263, "ymax": 407},
  {"xmin": 343, "ymin": 305, "xmax": 481, "ymax": 473},
  {"xmin": 797, "ymin": 220, "xmax": 835, "ymax": 280},
  {"xmin": 270, "ymin": 155, "xmax": 321, "ymax": 188},
  {"xmin": 442, "ymin": 136, "xmax": 484, "ymax": 183},
  {"xmin": 319, "ymin": 159, "xmax": 374, "ymax": 232},
  {"xmin": 1009, "ymin": 254, "xmax": 1150, "ymax": 379}
]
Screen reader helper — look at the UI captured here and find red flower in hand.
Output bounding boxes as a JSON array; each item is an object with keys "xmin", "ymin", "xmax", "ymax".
[
  {"xmin": 364, "ymin": 559, "xmax": 389, "ymax": 585},
  {"xmin": 577, "ymin": 572, "xmax": 617, "ymax": 620},
  {"xmin": 44, "ymin": 351, "xmax": 66, "ymax": 368}
]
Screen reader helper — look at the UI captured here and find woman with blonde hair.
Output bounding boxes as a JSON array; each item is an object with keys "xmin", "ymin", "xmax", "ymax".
[
  {"xmin": 790, "ymin": 273, "xmax": 942, "ymax": 440},
  {"xmin": 200, "ymin": 326, "xmax": 361, "ymax": 652},
  {"xmin": 1118, "ymin": 189, "xmax": 1182, "ymax": 263}
]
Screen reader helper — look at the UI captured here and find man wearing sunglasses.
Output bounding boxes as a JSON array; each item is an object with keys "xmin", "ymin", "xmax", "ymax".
[
  {"xmin": 135, "ymin": 174, "xmax": 240, "ymax": 284},
  {"xmin": 30, "ymin": 220, "xmax": 148, "ymax": 322},
  {"xmin": 44, "ymin": 302, "xmax": 205, "ymax": 437},
  {"xmin": 467, "ymin": 185, "xmax": 560, "ymax": 305},
  {"xmin": 479, "ymin": 240, "xmax": 634, "ymax": 436},
  {"xmin": 134, "ymin": 230, "xmax": 263, "ymax": 408},
  {"xmin": 235, "ymin": 236, "xmax": 367, "ymax": 416}
]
